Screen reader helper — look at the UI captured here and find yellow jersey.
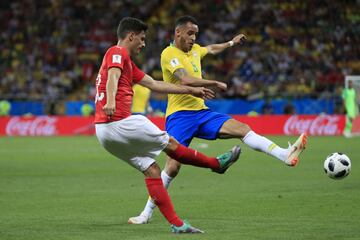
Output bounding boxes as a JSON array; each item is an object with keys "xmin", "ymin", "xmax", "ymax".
[
  {"xmin": 131, "ymin": 84, "xmax": 151, "ymax": 114},
  {"xmin": 161, "ymin": 43, "xmax": 208, "ymax": 116}
]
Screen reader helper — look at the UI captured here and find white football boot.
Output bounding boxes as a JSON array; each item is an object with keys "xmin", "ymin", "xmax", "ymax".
[
  {"xmin": 128, "ymin": 211, "xmax": 152, "ymax": 224},
  {"xmin": 285, "ymin": 133, "xmax": 308, "ymax": 166}
]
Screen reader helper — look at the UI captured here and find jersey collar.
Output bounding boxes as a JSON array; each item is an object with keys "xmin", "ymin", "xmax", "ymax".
[{"xmin": 170, "ymin": 42, "xmax": 193, "ymax": 55}]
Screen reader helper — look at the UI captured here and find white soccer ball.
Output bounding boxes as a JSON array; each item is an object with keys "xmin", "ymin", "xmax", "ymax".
[{"xmin": 324, "ymin": 152, "xmax": 351, "ymax": 180}]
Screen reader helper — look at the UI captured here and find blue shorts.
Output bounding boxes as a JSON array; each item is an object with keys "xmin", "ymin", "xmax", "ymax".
[{"xmin": 165, "ymin": 109, "xmax": 231, "ymax": 147}]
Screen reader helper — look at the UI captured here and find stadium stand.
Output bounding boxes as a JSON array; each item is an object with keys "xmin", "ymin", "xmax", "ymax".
[{"xmin": 0, "ymin": 0, "xmax": 359, "ymax": 114}]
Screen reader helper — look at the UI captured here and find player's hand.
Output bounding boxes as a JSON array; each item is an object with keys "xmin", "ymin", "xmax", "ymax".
[
  {"xmin": 103, "ymin": 102, "xmax": 116, "ymax": 117},
  {"xmin": 202, "ymin": 87, "xmax": 215, "ymax": 99},
  {"xmin": 190, "ymin": 87, "xmax": 215, "ymax": 100},
  {"xmin": 232, "ymin": 34, "xmax": 247, "ymax": 45},
  {"xmin": 215, "ymin": 81, "xmax": 227, "ymax": 91}
]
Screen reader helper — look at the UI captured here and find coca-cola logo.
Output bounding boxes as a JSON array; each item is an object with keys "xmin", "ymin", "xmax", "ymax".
[
  {"xmin": 284, "ymin": 115, "xmax": 341, "ymax": 135},
  {"xmin": 6, "ymin": 116, "xmax": 57, "ymax": 136}
]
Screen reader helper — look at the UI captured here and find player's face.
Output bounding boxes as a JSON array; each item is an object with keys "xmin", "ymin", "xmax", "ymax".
[
  {"xmin": 179, "ymin": 22, "xmax": 198, "ymax": 52},
  {"xmin": 130, "ymin": 31, "xmax": 146, "ymax": 56}
]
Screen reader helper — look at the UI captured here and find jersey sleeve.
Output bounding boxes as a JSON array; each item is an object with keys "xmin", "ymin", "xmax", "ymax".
[
  {"xmin": 105, "ymin": 47, "xmax": 125, "ymax": 70},
  {"xmin": 131, "ymin": 62, "xmax": 146, "ymax": 84},
  {"xmin": 161, "ymin": 49, "xmax": 185, "ymax": 75},
  {"xmin": 197, "ymin": 44, "xmax": 208, "ymax": 59}
]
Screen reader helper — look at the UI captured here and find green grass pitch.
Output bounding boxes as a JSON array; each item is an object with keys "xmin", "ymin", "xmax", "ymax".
[{"xmin": 1, "ymin": 136, "xmax": 359, "ymax": 239}]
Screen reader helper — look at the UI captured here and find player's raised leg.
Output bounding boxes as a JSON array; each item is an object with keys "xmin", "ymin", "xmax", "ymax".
[
  {"xmin": 284, "ymin": 133, "xmax": 308, "ymax": 166},
  {"xmin": 164, "ymin": 137, "xmax": 241, "ymax": 173},
  {"xmin": 219, "ymin": 119, "xmax": 307, "ymax": 166}
]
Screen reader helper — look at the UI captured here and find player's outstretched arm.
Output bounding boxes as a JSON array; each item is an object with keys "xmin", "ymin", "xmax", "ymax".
[
  {"xmin": 206, "ymin": 33, "xmax": 247, "ymax": 55},
  {"xmin": 138, "ymin": 74, "xmax": 215, "ymax": 100},
  {"xmin": 174, "ymin": 68, "xmax": 227, "ymax": 92}
]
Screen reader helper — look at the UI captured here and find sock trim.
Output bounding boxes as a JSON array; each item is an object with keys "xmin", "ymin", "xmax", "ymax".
[
  {"xmin": 268, "ymin": 143, "xmax": 277, "ymax": 153},
  {"xmin": 242, "ymin": 130, "xmax": 254, "ymax": 141}
]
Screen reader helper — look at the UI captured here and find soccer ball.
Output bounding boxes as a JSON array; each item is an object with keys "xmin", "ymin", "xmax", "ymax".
[{"xmin": 324, "ymin": 152, "xmax": 351, "ymax": 180}]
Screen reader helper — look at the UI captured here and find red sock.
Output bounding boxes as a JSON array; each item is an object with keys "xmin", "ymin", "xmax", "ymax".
[
  {"xmin": 167, "ymin": 144, "xmax": 220, "ymax": 170},
  {"xmin": 145, "ymin": 178, "xmax": 183, "ymax": 227}
]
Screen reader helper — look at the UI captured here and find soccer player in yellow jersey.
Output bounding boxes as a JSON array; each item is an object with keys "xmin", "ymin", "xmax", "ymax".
[
  {"xmin": 129, "ymin": 15, "xmax": 308, "ymax": 224},
  {"xmin": 132, "ymin": 84, "xmax": 152, "ymax": 115}
]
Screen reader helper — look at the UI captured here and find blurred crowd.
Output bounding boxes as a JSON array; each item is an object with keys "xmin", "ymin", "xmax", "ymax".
[{"xmin": 0, "ymin": 0, "xmax": 359, "ymax": 114}]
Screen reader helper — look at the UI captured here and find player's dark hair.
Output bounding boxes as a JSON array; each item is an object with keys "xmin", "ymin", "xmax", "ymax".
[
  {"xmin": 117, "ymin": 17, "xmax": 148, "ymax": 39},
  {"xmin": 175, "ymin": 15, "xmax": 198, "ymax": 28}
]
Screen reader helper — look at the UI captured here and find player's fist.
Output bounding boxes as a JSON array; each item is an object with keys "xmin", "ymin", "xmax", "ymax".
[
  {"xmin": 103, "ymin": 102, "xmax": 115, "ymax": 117},
  {"xmin": 202, "ymin": 87, "xmax": 215, "ymax": 100},
  {"xmin": 190, "ymin": 87, "xmax": 215, "ymax": 100},
  {"xmin": 232, "ymin": 34, "xmax": 247, "ymax": 45},
  {"xmin": 215, "ymin": 81, "xmax": 227, "ymax": 91}
]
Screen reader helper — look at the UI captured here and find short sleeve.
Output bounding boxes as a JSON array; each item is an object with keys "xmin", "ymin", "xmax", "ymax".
[
  {"xmin": 198, "ymin": 44, "xmax": 208, "ymax": 59},
  {"xmin": 161, "ymin": 49, "xmax": 185, "ymax": 75},
  {"xmin": 105, "ymin": 47, "xmax": 125, "ymax": 70},
  {"xmin": 132, "ymin": 62, "xmax": 145, "ymax": 84}
]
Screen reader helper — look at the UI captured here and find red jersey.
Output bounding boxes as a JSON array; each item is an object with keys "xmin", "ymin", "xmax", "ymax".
[{"xmin": 94, "ymin": 45, "xmax": 145, "ymax": 123}]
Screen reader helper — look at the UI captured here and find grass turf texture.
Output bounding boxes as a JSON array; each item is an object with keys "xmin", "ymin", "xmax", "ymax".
[{"xmin": 0, "ymin": 136, "xmax": 359, "ymax": 240}]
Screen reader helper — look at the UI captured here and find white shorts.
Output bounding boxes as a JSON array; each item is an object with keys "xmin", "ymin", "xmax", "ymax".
[{"xmin": 95, "ymin": 115, "xmax": 170, "ymax": 172}]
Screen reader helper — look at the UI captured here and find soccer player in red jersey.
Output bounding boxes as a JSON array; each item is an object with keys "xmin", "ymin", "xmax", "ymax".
[{"xmin": 94, "ymin": 17, "xmax": 241, "ymax": 234}]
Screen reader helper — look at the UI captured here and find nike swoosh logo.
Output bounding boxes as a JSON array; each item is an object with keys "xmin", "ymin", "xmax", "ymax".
[{"xmin": 290, "ymin": 146, "xmax": 298, "ymax": 155}]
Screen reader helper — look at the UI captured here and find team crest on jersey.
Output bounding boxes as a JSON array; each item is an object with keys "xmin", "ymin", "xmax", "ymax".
[
  {"xmin": 193, "ymin": 52, "xmax": 198, "ymax": 57},
  {"xmin": 112, "ymin": 55, "xmax": 122, "ymax": 64},
  {"xmin": 170, "ymin": 58, "xmax": 180, "ymax": 68}
]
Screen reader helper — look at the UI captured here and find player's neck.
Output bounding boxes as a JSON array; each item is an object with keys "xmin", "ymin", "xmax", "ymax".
[
  {"xmin": 173, "ymin": 40, "xmax": 187, "ymax": 53},
  {"xmin": 117, "ymin": 40, "xmax": 132, "ymax": 56}
]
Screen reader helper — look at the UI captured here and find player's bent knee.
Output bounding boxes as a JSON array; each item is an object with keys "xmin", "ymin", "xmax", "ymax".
[
  {"xmin": 223, "ymin": 120, "xmax": 252, "ymax": 138},
  {"xmin": 241, "ymin": 123, "xmax": 252, "ymax": 134},
  {"xmin": 143, "ymin": 162, "xmax": 161, "ymax": 178},
  {"xmin": 164, "ymin": 137, "xmax": 179, "ymax": 152}
]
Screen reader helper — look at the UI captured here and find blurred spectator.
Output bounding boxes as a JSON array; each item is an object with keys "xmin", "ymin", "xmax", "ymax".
[
  {"xmin": 81, "ymin": 102, "xmax": 94, "ymax": 116},
  {"xmin": 0, "ymin": 100, "xmax": 11, "ymax": 116},
  {"xmin": 1, "ymin": 0, "xmax": 359, "ymax": 115},
  {"xmin": 262, "ymin": 99, "xmax": 274, "ymax": 114},
  {"xmin": 284, "ymin": 102, "xmax": 296, "ymax": 114}
]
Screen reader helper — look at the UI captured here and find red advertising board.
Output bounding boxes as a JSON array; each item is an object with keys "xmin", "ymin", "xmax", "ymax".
[
  {"xmin": 0, "ymin": 116, "xmax": 95, "ymax": 136},
  {"xmin": 0, "ymin": 115, "xmax": 346, "ymax": 136},
  {"xmin": 232, "ymin": 115, "xmax": 345, "ymax": 136}
]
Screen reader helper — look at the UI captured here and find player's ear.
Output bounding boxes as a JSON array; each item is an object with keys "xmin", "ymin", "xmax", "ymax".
[
  {"xmin": 128, "ymin": 32, "xmax": 134, "ymax": 41},
  {"xmin": 175, "ymin": 26, "xmax": 181, "ymax": 37}
]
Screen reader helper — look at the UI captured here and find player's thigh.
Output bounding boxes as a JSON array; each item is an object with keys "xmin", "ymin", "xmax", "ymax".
[
  {"xmin": 95, "ymin": 116, "xmax": 169, "ymax": 170},
  {"xmin": 196, "ymin": 111, "xmax": 230, "ymax": 140},
  {"xmin": 218, "ymin": 118, "xmax": 251, "ymax": 139},
  {"xmin": 166, "ymin": 111, "xmax": 199, "ymax": 146}
]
